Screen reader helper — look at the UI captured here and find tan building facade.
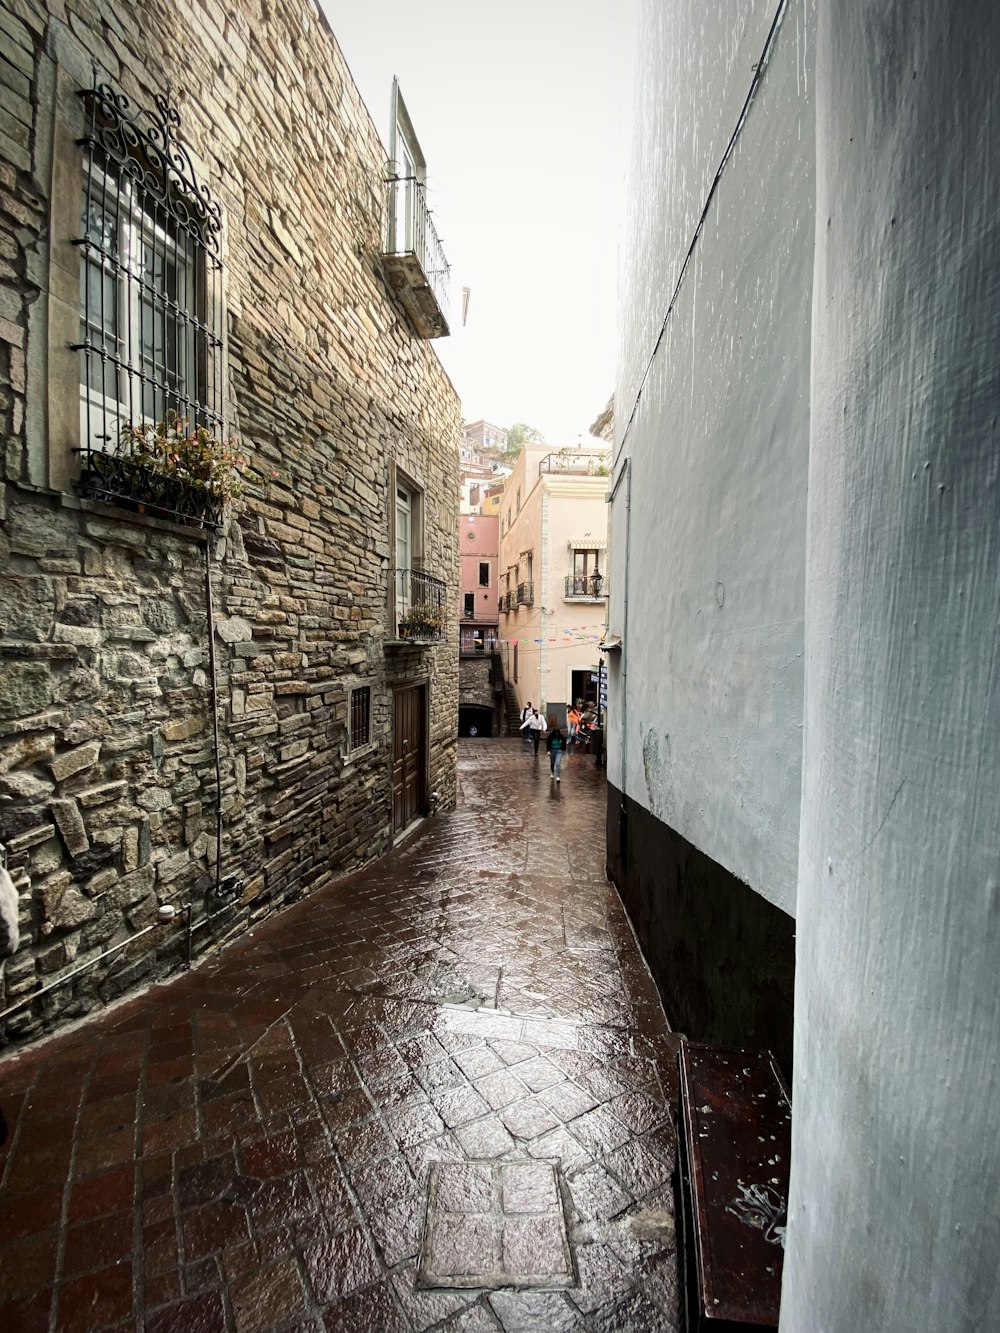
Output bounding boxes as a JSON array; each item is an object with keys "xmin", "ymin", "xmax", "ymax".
[{"xmin": 499, "ymin": 446, "xmax": 609, "ymax": 723}]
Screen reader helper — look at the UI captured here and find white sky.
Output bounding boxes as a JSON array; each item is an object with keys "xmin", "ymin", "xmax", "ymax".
[{"xmin": 320, "ymin": 0, "xmax": 637, "ymax": 445}]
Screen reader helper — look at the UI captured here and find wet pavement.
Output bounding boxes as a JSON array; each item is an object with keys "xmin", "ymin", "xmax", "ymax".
[{"xmin": 0, "ymin": 738, "xmax": 679, "ymax": 1332}]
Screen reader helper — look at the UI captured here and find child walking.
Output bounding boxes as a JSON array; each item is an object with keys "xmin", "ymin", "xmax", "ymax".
[{"xmin": 546, "ymin": 716, "xmax": 566, "ymax": 780}]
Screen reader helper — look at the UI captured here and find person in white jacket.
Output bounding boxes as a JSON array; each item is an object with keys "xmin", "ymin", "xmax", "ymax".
[
  {"xmin": 519, "ymin": 700, "xmax": 534, "ymax": 742},
  {"xmin": 519, "ymin": 707, "xmax": 546, "ymax": 756}
]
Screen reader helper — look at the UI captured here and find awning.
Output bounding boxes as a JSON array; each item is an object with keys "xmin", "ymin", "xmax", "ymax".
[{"xmin": 567, "ymin": 536, "xmax": 608, "ymax": 550}]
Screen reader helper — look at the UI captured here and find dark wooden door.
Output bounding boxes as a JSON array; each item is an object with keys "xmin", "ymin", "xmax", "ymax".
[{"xmin": 392, "ymin": 685, "xmax": 426, "ymax": 833}]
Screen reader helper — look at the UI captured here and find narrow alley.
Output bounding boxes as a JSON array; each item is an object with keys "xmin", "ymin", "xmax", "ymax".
[{"xmin": 0, "ymin": 740, "xmax": 679, "ymax": 1333}]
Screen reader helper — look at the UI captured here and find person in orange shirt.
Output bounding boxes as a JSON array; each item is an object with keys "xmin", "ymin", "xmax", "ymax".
[{"xmin": 566, "ymin": 704, "xmax": 581, "ymax": 746}]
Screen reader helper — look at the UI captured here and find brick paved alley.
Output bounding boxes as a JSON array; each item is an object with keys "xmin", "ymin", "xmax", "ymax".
[{"xmin": 0, "ymin": 739, "xmax": 679, "ymax": 1332}]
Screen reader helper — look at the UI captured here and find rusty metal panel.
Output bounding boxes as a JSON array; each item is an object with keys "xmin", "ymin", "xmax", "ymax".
[{"xmin": 678, "ymin": 1042, "xmax": 791, "ymax": 1326}]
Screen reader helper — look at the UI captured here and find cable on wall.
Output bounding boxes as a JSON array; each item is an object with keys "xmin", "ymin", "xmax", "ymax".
[{"xmin": 613, "ymin": 0, "xmax": 791, "ymax": 469}]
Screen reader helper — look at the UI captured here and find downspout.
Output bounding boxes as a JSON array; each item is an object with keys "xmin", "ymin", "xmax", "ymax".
[
  {"xmin": 204, "ymin": 539, "xmax": 224, "ymax": 881},
  {"xmin": 194, "ymin": 536, "xmax": 227, "ymax": 966},
  {"xmin": 608, "ymin": 457, "xmax": 632, "ymax": 862},
  {"xmin": 539, "ymin": 490, "xmax": 549, "ymax": 713}
]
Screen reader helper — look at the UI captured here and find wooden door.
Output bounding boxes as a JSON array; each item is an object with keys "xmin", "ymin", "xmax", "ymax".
[{"xmin": 392, "ymin": 685, "xmax": 426, "ymax": 833}]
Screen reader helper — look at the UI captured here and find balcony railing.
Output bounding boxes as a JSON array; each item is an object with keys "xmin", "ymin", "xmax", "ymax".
[
  {"xmin": 392, "ymin": 568, "xmax": 447, "ymax": 641},
  {"xmin": 516, "ymin": 581, "xmax": 534, "ymax": 607},
  {"xmin": 382, "ymin": 176, "xmax": 450, "ymax": 339},
  {"xmin": 460, "ymin": 627, "xmax": 499, "ymax": 656},
  {"xmin": 564, "ymin": 574, "xmax": 607, "ymax": 600},
  {"xmin": 538, "ymin": 451, "xmax": 609, "ymax": 478}
]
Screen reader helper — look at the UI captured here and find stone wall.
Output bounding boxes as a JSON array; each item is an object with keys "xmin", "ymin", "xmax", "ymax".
[
  {"xmin": 0, "ymin": 0, "xmax": 460, "ymax": 1042},
  {"xmin": 458, "ymin": 658, "xmax": 492, "ymax": 709}
]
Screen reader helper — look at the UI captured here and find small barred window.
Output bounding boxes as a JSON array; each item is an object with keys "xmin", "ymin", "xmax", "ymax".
[{"xmin": 350, "ymin": 687, "xmax": 372, "ymax": 750}]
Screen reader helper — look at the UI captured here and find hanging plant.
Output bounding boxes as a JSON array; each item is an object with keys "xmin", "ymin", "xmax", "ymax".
[
  {"xmin": 118, "ymin": 413, "xmax": 263, "ymax": 502},
  {"xmin": 82, "ymin": 412, "xmax": 268, "ymax": 528},
  {"xmin": 399, "ymin": 603, "xmax": 445, "ymax": 637}
]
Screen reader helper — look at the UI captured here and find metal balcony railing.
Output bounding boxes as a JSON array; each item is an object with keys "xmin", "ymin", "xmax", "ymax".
[
  {"xmin": 383, "ymin": 176, "xmax": 450, "ymax": 338},
  {"xmin": 460, "ymin": 627, "xmax": 499, "ymax": 656},
  {"xmin": 393, "ymin": 568, "xmax": 447, "ymax": 640},
  {"xmin": 564, "ymin": 574, "xmax": 607, "ymax": 599},
  {"xmin": 516, "ymin": 581, "xmax": 534, "ymax": 606},
  {"xmin": 538, "ymin": 452, "xmax": 609, "ymax": 478}
]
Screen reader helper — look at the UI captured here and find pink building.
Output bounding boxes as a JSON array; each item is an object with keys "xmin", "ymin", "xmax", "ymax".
[{"xmin": 459, "ymin": 513, "xmax": 499, "ymax": 653}]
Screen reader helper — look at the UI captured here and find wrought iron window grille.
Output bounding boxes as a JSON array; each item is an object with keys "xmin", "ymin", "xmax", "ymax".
[
  {"xmin": 350, "ymin": 686, "xmax": 372, "ymax": 750},
  {"xmin": 392, "ymin": 568, "xmax": 447, "ymax": 641},
  {"xmin": 71, "ymin": 70, "xmax": 227, "ymax": 528}
]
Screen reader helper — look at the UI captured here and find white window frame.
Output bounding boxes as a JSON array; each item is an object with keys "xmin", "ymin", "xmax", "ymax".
[{"xmin": 79, "ymin": 157, "xmax": 199, "ymax": 453}]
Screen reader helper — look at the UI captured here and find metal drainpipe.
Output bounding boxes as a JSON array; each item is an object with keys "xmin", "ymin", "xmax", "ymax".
[
  {"xmin": 0, "ymin": 906, "xmax": 243, "ymax": 1024},
  {"xmin": 197, "ymin": 538, "xmax": 225, "ymax": 967},
  {"xmin": 607, "ymin": 457, "xmax": 632, "ymax": 861}
]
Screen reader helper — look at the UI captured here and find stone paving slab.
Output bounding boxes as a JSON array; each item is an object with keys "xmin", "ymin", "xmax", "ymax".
[
  {"xmin": 0, "ymin": 740, "xmax": 679, "ymax": 1331},
  {"xmin": 417, "ymin": 1160, "xmax": 574, "ymax": 1290}
]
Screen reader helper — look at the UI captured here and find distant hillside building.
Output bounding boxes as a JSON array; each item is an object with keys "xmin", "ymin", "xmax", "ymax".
[{"xmin": 461, "ymin": 419, "xmax": 508, "ymax": 458}]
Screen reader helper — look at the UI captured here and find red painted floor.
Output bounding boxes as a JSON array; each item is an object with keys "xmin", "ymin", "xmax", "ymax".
[{"xmin": 0, "ymin": 739, "xmax": 679, "ymax": 1331}]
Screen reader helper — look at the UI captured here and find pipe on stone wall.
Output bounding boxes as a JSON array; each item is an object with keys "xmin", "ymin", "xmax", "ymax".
[
  {"xmin": 204, "ymin": 541, "xmax": 224, "ymax": 892},
  {"xmin": 0, "ymin": 917, "xmax": 169, "ymax": 1022},
  {"xmin": 0, "ymin": 901, "xmax": 245, "ymax": 1023},
  {"xmin": 608, "ymin": 457, "xmax": 632, "ymax": 858}
]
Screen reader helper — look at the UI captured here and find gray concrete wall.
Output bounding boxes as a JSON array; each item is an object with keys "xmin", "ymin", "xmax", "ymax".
[
  {"xmin": 610, "ymin": 0, "xmax": 813, "ymax": 915},
  {"xmin": 781, "ymin": 1, "xmax": 1000, "ymax": 1326}
]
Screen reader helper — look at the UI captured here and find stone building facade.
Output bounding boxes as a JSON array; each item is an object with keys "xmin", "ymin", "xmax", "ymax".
[{"xmin": 0, "ymin": 0, "xmax": 460, "ymax": 1042}]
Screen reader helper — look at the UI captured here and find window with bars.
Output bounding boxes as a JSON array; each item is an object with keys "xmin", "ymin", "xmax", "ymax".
[
  {"xmin": 73, "ymin": 76, "xmax": 225, "ymax": 524},
  {"xmin": 350, "ymin": 686, "xmax": 372, "ymax": 750}
]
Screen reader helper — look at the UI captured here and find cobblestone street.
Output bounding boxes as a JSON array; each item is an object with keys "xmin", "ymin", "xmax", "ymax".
[{"xmin": 0, "ymin": 739, "xmax": 679, "ymax": 1332}]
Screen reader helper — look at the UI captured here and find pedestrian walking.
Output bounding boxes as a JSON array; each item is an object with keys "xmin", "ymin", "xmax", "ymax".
[
  {"xmin": 567, "ymin": 704, "xmax": 581, "ymax": 746},
  {"xmin": 520, "ymin": 700, "xmax": 534, "ymax": 743},
  {"xmin": 546, "ymin": 716, "xmax": 566, "ymax": 780},
  {"xmin": 519, "ymin": 707, "xmax": 546, "ymax": 755}
]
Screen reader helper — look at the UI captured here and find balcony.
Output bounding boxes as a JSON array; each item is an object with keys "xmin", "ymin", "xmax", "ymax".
[
  {"xmin": 564, "ymin": 573, "xmax": 607, "ymax": 601},
  {"xmin": 389, "ymin": 568, "xmax": 447, "ymax": 645},
  {"xmin": 460, "ymin": 627, "xmax": 499, "ymax": 656},
  {"xmin": 382, "ymin": 176, "xmax": 450, "ymax": 340},
  {"xmin": 516, "ymin": 581, "xmax": 534, "ymax": 607},
  {"xmin": 538, "ymin": 451, "xmax": 609, "ymax": 478}
]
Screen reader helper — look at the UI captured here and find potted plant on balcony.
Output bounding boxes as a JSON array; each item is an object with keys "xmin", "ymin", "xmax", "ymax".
[
  {"xmin": 399, "ymin": 603, "xmax": 445, "ymax": 639},
  {"xmin": 81, "ymin": 412, "xmax": 261, "ymax": 528}
]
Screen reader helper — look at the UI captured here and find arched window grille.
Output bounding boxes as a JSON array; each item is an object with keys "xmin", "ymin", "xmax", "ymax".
[{"xmin": 72, "ymin": 71, "xmax": 226, "ymax": 525}]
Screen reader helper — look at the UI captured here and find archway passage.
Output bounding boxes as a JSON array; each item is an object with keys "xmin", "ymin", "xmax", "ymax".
[{"xmin": 459, "ymin": 704, "xmax": 493, "ymax": 738}]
